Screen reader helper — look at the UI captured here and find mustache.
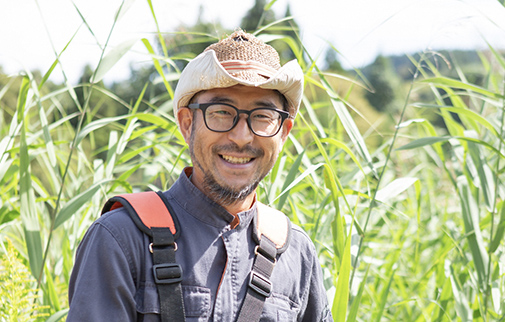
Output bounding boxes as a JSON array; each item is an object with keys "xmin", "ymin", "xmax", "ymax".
[{"xmin": 212, "ymin": 143, "xmax": 264, "ymax": 158}]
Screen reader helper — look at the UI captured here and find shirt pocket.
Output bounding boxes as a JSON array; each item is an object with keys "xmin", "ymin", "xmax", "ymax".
[
  {"xmin": 260, "ymin": 293, "xmax": 300, "ymax": 321},
  {"xmin": 135, "ymin": 283, "xmax": 211, "ymax": 321}
]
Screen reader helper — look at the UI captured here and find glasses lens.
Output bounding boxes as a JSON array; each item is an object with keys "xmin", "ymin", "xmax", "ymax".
[
  {"xmin": 250, "ymin": 109, "xmax": 282, "ymax": 136},
  {"xmin": 205, "ymin": 104, "xmax": 237, "ymax": 132}
]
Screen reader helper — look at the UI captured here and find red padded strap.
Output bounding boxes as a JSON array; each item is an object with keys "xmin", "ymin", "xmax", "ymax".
[{"xmin": 115, "ymin": 191, "xmax": 177, "ymax": 235}]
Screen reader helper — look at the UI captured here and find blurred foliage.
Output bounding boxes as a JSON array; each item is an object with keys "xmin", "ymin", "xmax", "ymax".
[
  {"xmin": 1, "ymin": 0, "xmax": 505, "ymax": 321},
  {"xmin": 0, "ymin": 239, "xmax": 49, "ymax": 321}
]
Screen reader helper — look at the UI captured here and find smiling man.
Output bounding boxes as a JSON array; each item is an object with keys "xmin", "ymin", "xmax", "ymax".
[{"xmin": 68, "ymin": 30, "xmax": 332, "ymax": 321}]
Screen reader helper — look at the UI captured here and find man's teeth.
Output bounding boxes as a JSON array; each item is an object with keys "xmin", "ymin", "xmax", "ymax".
[{"xmin": 221, "ymin": 155, "xmax": 252, "ymax": 164}]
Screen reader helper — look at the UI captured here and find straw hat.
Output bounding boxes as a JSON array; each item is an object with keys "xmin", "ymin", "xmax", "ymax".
[{"xmin": 172, "ymin": 30, "xmax": 304, "ymax": 122}]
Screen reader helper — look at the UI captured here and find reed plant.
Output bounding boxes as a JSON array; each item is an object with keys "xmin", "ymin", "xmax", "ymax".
[{"xmin": 0, "ymin": 1, "xmax": 504, "ymax": 321}]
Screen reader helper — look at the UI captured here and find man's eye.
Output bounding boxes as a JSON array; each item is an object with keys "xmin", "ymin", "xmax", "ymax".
[
  {"xmin": 253, "ymin": 111, "xmax": 276, "ymax": 120},
  {"xmin": 215, "ymin": 110, "xmax": 231, "ymax": 115}
]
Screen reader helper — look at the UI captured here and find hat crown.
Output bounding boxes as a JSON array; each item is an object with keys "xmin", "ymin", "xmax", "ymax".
[
  {"xmin": 172, "ymin": 29, "xmax": 304, "ymax": 123},
  {"xmin": 204, "ymin": 30, "xmax": 281, "ymax": 74}
]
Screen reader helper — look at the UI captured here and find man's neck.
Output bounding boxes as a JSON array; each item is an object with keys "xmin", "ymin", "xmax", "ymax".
[{"xmin": 222, "ymin": 194, "xmax": 256, "ymax": 216}]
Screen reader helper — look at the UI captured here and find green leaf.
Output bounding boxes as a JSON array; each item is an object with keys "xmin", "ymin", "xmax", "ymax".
[
  {"xmin": 44, "ymin": 267, "xmax": 61, "ymax": 312},
  {"xmin": 91, "ymin": 38, "xmax": 138, "ymax": 83},
  {"xmin": 321, "ymin": 137, "xmax": 367, "ymax": 179},
  {"xmin": 374, "ymin": 268, "xmax": 396, "ymax": 322},
  {"xmin": 45, "ymin": 309, "xmax": 69, "ymax": 322},
  {"xmin": 332, "ymin": 225, "xmax": 351, "ymax": 322},
  {"xmin": 347, "ymin": 265, "xmax": 370, "ymax": 322},
  {"xmin": 18, "ymin": 76, "xmax": 43, "ymax": 279},
  {"xmin": 0, "ymin": 136, "xmax": 15, "ymax": 183},
  {"xmin": 489, "ymin": 201, "xmax": 505, "ymax": 253},
  {"xmin": 331, "ymin": 99, "xmax": 376, "ymax": 177},
  {"xmin": 396, "ymin": 136, "xmax": 451, "ymax": 150},
  {"xmin": 54, "ymin": 180, "xmax": 112, "ymax": 229},
  {"xmin": 375, "ymin": 177, "xmax": 418, "ymax": 203},
  {"xmin": 443, "ymin": 107, "xmax": 500, "ymax": 138},
  {"xmin": 330, "ymin": 200, "xmax": 345, "ymax": 269},
  {"xmin": 458, "ymin": 179, "xmax": 489, "ymax": 288},
  {"xmin": 276, "ymin": 150, "xmax": 305, "ymax": 209},
  {"xmin": 142, "ymin": 38, "xmax": 174, "ymax": 98},
  {"xmin": 16, "ymin": 76, "xmax": 30, "ymax": 124},
  {"xmin": 135, "ymin": 113, "xmax": 174, "ymax": 128},
  {"xmin": 22, "ymin": 230, "xmax": 43, "ymax": 280},
  {"xmin": 449, "ymin": 264, "xmax": 471, "ymax": 321},
  {"xmin": 116, "ymin": 0, "xmax": 137, "ymax": 20},
  {"xmin": 420, "ymin": 76, "xmax": 503, "ymax": 99},
  {"xmin": 75, "ymin": 115, "xmax": 128, "ymax": 146},
  {"xmin": 467, "ymin": 139, "xmax": 495, "ymax": 210},
  {"xmin": 38, "ymin": 102, "xmax": 57, "ymax": 167},
  {"xmin": 433, "ymin": 277, "xmax": 453, "ymax": 322},
  {"xmin": 264, "ymin": 0, "xmax": 278, "ymax": 10}
]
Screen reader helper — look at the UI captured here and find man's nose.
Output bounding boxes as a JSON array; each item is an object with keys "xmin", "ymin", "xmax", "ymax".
[{"xmin": 227, "ymin": 115, "xmax": 254, "ymax": 147}]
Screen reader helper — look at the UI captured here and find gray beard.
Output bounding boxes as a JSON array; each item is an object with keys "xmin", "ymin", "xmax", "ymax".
[{"xmin": 201, "ymin": 171, "xmax": 260, "ymax": 206}]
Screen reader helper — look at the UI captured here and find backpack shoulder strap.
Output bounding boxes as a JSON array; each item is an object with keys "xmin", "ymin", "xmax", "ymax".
[
  {"xmin": 101, "ymin": 191, "xmax": 185, "ymax": 322},
  {"xmin": 254, "ymin": 201, "xmax": 291, "ymax": 253},
  {"xmin": 101, "ymin": 191, "xmax": 180, "ymax": 239},
  {"xmin": 237, "ymin": 202, "xmax": 292, "ymax": 322}
]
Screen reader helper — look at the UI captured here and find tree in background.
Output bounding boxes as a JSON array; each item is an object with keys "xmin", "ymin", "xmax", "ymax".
[
  {"xmin": 364, "ymin": 55, "xmax": 399, "ymax": 112},
  {"xmin": 325, "ymin": 47, "xmax": 344, "ymax": 72},
  {"xmin": 240, "ymin": 0, "xmax": 276, "ymax": 32}
]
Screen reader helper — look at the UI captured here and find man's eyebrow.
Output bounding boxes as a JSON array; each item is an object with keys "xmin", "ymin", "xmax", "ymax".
[
  {"xmin": 206, "ymin": 96, "xmax": 279, "ymax": 108},
  {"xmin": 207, "ymin": 96, "xmax": 234, "ymax": 104},
  {"xmin": 253, "ymin": 100, "xmax": 278, "ymax": 108}
]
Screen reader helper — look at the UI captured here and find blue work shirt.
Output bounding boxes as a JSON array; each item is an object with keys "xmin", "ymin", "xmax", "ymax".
[{"xmin": 68, "ymin": 167, "xmax": 332, "ymax": 321}]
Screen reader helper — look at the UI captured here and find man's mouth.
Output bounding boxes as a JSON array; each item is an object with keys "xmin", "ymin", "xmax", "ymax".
[{"xmin": 220, "ymin": 154, "xmax": 253, "ymax": 164}]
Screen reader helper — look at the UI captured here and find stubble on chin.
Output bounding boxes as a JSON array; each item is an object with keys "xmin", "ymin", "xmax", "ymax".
[{"xmin": 201, "ymin": 172, "xmax": 259, "ymax": 206}]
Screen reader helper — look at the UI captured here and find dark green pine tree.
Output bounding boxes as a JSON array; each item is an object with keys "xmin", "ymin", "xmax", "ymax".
[
  {"xmin": 365, "ymin": 55, "xmax": 396, "ymax": 112},
  {"xmin": 240, "ymin": 0, "xmax": 276, "ymax": 32},
  {"xmin": 324, "ymin": 48, "xmax": 344, "ymax": 72}
]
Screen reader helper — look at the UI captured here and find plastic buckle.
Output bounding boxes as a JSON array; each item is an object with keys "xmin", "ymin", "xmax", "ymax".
[
  {"xmin": 248, "ymin": 271, "xmax": 272, "ymax": 297},
  {"xmin": 153, "ymin": 263, "xmax": 183, "ymax": 284}
]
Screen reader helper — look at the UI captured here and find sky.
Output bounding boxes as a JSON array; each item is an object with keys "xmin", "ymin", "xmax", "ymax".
[{"xmin": 1, "ymin": 0, "xmax": 505, "ymax": 84}]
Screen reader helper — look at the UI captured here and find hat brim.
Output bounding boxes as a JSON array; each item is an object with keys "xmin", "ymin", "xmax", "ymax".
[{"xmin": 173, "ymin": 50, "xmax": 304, "ymax": 123}]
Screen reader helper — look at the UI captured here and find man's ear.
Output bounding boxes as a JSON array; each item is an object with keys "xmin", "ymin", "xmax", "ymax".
[
  {"xmin": 177, "ymin": 107, "xmax": 193, "ymax": 145},
  {"xmin": 280, "ymin": 118, "xmax": 293, "ymax": 144}
]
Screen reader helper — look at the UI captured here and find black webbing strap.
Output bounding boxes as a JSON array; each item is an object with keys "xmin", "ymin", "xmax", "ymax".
[
  {"xmin": 236, "ymin": 236, "xmax": 277, "ymax": 322},
  {"xmin": 151, "ymin": 227, "xmax": 186, "ymax": 322}
]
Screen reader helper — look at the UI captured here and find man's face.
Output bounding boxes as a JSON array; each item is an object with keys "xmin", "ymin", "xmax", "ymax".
[{"xmin": 178, "ymin": 85, "xmax": 293, "ymax": 207}]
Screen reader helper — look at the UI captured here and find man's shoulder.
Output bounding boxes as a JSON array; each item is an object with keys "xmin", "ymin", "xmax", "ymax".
[
  {"xmin": 91, "ymin": 206, "xmax": 144, "ymax": 241},
  {"xmin": 286, "ymin": 222, "xmax": 319, "ymax": 258},
  {"xmin": 290, "ymin": 223, "xmax": 314, "ymax": 244}
]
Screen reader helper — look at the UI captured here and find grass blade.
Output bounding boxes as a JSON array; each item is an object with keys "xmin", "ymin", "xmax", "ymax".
[
  {"xmin": 347, "ymin": 265, "xmax": 370, "ymax": 322},
  {"xmin": 332, "ymin": 225, "xmax": 351, "ymax": 322},
  {"xmin": 17, "ymin": 76, "xmax": 43, "ymax": 279},
  {"xmin": 331, "ymin": 99, "xmax": 377, "ymax": 177},
  {"xmin": 375, "ymin": 177, "xmax": 419, "ymax": 203},
  {"xmin": 420, "ymin": 77, "xmax": 503, "ymax": 100},
  {"xmin": 90, "ymin": 38, "xmax": 138, "ymax": 83},
  {"xmin": 458, "ymin": 179, "xmax": 489, "ymax": 288},
  {"xmin": 374, "ymin": 268, "xmax": 396, "ymax": 322},
  {"xmin": 489, "ymin": 201, "xmax": 505, "ymax": 253},
  {"xmin": 54, "ymin": 179, "xmax": 112, "ymax": 229}
]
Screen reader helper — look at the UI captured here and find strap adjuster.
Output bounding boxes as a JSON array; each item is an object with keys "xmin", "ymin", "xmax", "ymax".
[
  {"xmin": 248, "ymin": 271, "xmax": 272, "ymax": 297},
  {"xmin": 153, "ymin": 263, "xmax": 183, "ymax": 284}
]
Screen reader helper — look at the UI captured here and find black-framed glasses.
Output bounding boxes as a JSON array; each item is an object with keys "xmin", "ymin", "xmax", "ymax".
[{"xmin": 187, "ymin": 103, "xmax": 289, "ymax": 137}]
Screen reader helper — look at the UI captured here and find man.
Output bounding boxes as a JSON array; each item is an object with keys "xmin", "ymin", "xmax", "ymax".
[{"xmin": 68, "ymin": 30, "xmax": 332, "ymax": 321}]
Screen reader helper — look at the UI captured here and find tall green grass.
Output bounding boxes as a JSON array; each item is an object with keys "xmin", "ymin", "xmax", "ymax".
[{"xmin": 1, "ymin": 1, "xmax": 505, "ymax": 321}]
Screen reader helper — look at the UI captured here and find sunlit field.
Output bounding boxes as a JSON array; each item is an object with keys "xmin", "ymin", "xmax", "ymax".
[{"xmin": 1, "ymin": 1, "xmax": 505, "ymax": 321}]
